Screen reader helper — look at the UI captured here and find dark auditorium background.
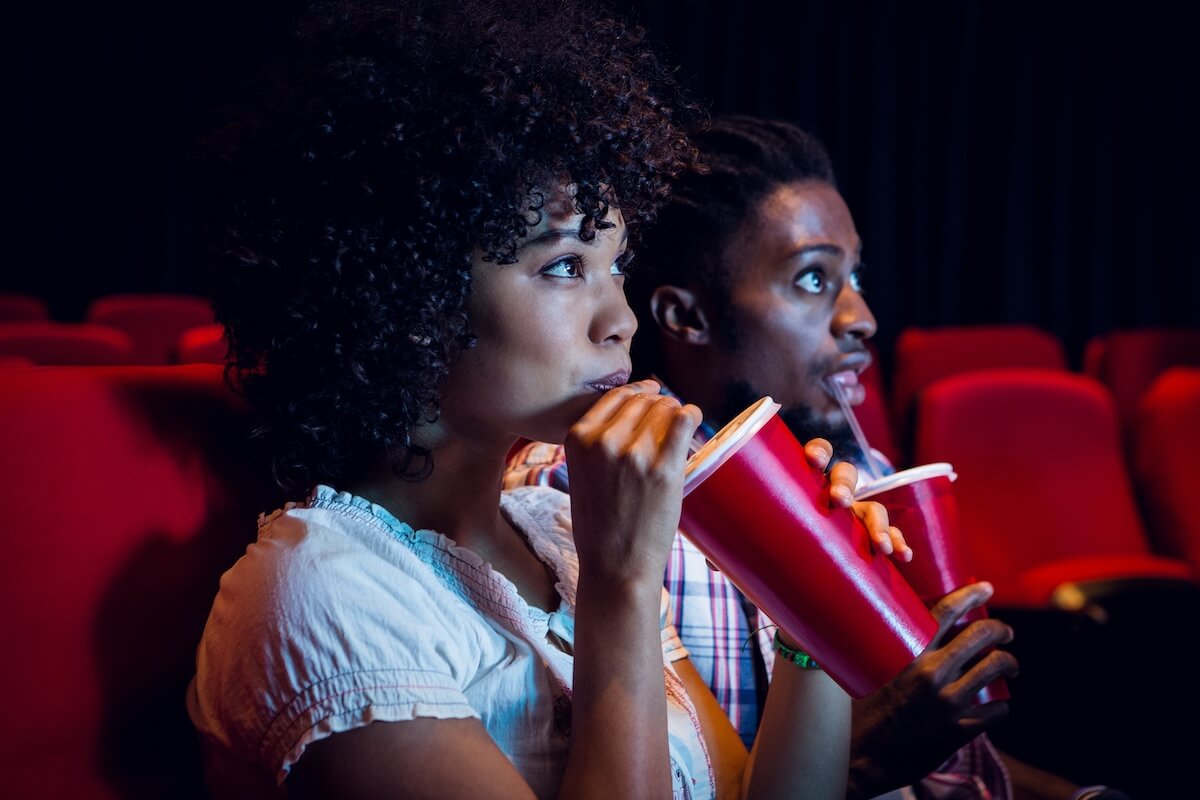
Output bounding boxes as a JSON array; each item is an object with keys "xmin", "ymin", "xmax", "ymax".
[
  {"xmin": 9, "ymin": 1, "xmax": 1199, "ymax": 374},
  {"xmin": 6, "ymin": 1, "xmax": 1199, "ymax": 796}
]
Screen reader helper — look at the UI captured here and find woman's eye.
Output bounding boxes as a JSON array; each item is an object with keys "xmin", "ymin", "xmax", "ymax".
[
  {"xmin": 795, "ymin": 268, "xmax": 825, "ymax": 294},
  {"xmin": 541, "ymin": 256, "xmax": 582, "ymax": 278},
  {"xmin": 612, "ymin": 250, "xmax": 634, "ymax": 276}
]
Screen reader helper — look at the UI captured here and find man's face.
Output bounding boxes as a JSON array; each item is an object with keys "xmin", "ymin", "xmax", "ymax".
[{"xmin": 712, "ymin": 180, "xmax": 876, "ymax": 457}]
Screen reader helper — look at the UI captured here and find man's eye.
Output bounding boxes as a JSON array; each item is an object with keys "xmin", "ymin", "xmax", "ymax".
[
  {"xmin": 541, "ymin": 256, "xmax": 582, "ymax": 278},
  {"xmin": 849, "ymin": 267, "xmax": 865, "ymax": 293},
  {"xmin": 795, "ymin": 269, "xmax": 825, "ymax": 294}
]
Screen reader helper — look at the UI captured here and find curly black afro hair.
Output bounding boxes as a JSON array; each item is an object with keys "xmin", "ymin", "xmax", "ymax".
[{"xmin": 204, "ymin": 0, "xmax": 700, "ymax": 494}]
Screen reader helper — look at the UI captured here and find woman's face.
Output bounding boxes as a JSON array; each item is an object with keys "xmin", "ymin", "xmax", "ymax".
[{"xmin": 437, "ymin": 194, "xmax": 636, "ymax": 446}]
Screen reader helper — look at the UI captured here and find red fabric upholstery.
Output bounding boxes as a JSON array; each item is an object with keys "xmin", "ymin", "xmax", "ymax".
[
  {"xmin": 0, "ymin": 293, "xmax": 50, "ymax": 322},
  {"xmin": 86, "ymin": 294, "xmax": 216, "ymax": 365},
  {"xmin": 913, "ymin": 368, "xmax": 1193, "ymax": 607},
  {"xmin": 172, "ymin": 323, "xmax": 228, "ymax": 365},
  {"xmin": 891, "ymin": 325, "xmax": 1067, "ymax": 435},
  {"xmin": 0, "ymin": 321, "xmax": 135, "ymax": 365},
  {"xmin": 1091, "ymin": 328, "xmax": 1200, "ymax": 430},
  {"xmin": 1132, "ymin": 367, "xmax": 1200, "ymax": 576},
  {"xmin": 0, "ymin": 365, "xmax": 280, "ymax": 799},
  {"xmin": 1081, "ymin": 335, "xmax": 1106, "ymax": 379}
]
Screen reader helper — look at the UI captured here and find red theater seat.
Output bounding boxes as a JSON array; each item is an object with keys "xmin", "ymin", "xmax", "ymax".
[
  {"xmin": 891, "ymin": 324, "xmax": 1067, "ymax": 438},
  {"xmin": 0, "ymin": 321, "xmax": 135, "ymax": 365},
  {"xmin": 1132, "ymin": 367, "xmax": 1200, "ymax": 576},
  {"xmin": 0, "ymin": 293, "xmax": 50, "ymax": 321},
  {"xmin": 172, "ymin": 323, "xmax": 228, "ymax": 364},
  {"xmin": 86, "ymin": 293, "xmax": 216, "ymax": 365},
  {"xmin": 913, "ymin": 368, "xmax": 1194, "ymax": 608},
  {"xmin": 1086, "ymin": 328, "xmax": 1200, "ymax": 432},
  {"xmin": 0, "ymin": 365, "xmax": 280, "ymax": 799}
]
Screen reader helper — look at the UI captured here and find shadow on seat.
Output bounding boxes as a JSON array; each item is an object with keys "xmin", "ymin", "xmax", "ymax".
[{"xmin": 0, "ymin": 365, "xmax": 281, "ymax": 799}]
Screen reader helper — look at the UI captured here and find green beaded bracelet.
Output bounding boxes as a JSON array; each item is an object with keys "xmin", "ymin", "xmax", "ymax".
[{"xmin": 773, "ymin": 631, "xmax": 821, "ymax": 670}]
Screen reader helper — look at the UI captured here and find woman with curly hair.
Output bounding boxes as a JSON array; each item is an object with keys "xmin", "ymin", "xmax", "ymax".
[{"xmin": 187, "ymin": 2, "xmax": 905, "ymax": 797}]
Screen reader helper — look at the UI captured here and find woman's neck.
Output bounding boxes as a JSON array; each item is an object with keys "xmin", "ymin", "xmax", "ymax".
[
  {"xmin": 345, "ymin": 432, "xmax": 512, "ymax": 551},
  {"xmin": 345, "ymin": 428, "xmax": 562, "ymax": 611}
]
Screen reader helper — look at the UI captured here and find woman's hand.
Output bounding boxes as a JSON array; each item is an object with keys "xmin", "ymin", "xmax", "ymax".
[
  {"xmin": 802, "ymin": 438, "xmax": 912, "ymax": 562},
  {"xmin": 564, "ymin": 379, "xmax": 703, "ymax": 587}
]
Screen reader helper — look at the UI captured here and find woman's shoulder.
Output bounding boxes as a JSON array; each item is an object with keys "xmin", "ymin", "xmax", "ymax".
[
  {"xmin": 501, "ymin": 485, "xmax": 578, "ymax": 604},
  {"xmin": 501, "ymin": 484, "xmax": 574, "ymax": 549}
]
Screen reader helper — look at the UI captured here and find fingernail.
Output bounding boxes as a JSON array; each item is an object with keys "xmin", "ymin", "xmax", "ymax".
[{"xmin": 831, "ymin": 485, "xmax": 852, "ymax": 503}]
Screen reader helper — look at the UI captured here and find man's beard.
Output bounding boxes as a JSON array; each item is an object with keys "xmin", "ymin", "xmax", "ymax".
[{"xmin": 718, "ymin": 379, "xmax": 867, "ymax": 469}]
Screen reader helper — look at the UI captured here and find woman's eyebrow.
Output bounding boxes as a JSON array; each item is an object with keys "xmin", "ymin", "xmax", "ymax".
[{"xmin": 520, "ymin": 226, "xmax": 629, "ymax": 250}]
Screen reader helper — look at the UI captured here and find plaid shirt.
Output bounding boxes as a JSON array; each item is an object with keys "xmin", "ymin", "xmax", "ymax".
[{"xmin": 502, "ymin": 386, "xmax": 1010, "ymax": 799}]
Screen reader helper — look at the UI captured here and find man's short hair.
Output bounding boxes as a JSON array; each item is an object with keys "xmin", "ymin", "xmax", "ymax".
[{"xmin": 630, "ymin": 115, "xmax": 836, "ymax": 375}]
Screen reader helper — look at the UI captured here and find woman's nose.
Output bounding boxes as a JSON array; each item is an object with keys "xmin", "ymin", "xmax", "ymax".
[{"xmin": 590, "ymin": 280, "xmax": 638, "ymax": 345}]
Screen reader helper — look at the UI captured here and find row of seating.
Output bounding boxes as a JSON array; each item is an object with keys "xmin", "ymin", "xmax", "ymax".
[
  {"xmin": 853, "ymin": 324, "xmax": 1200, "ymax": 467},
  {"xmin": 913, "ymin": 366, "xmax": 1199, "ymax": 608},
  {"xmin": 0, "ymin": 293, "xmax": 221, "ymax": 365},
  {"xmin": 0, "ymin": 355, "xmax": 1195, "ymax": 795},
  {"xmin": 844, "ymin": 325, "xmax": 1199, "ymax": 610}
]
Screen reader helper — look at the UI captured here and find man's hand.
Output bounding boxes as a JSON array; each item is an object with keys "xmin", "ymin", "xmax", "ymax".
[
  {"xmin": 803, "ymin": 438, "xmax": 912, "ymax": 561},
  {"xmin": 845, "ymin": 581, "xmax": 1019, "ymax": 800}
]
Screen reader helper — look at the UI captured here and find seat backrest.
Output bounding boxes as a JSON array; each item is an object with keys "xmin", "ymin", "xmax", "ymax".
[
  {"xmin": 912, "ymin": 368, "xmax": 1186, "ymax": 605},
  {"xmin": 1094, "ymin": 328, "xmax": 1200, "ymax": 431},
  {"xmin": 0, "ymin": 365, "xmax": 281, "ymax": 799},
  {"xmin": 86, "ymin": 294, "xmax": 216, "ymax": 365},
  {"xmin": 172, "ymin": 323, "xmax": 228, "ymax": 365},
  {"xmin": 0, "ymin": 321, "xmax": 136, "ymax": 365},
  {"xmin": 0, "ymin": 293, "xmax": 50, "ymax": 322},
  {"xmin": 1082, "ymin": 334, "xmax": 1106, "ymax": 379},
  {"xmin": 891, "ymin": 324, "xmax": 1067, "ymax": 437},
  {"xmin": 1131, "ymin": 367, "xmax": 1200, "ymax": 574}
]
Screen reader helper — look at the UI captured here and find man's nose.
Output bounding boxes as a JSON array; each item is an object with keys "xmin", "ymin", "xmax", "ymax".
[{"xmin": 833, "ymin": 285, "xmax": 877, "ymax": 341}]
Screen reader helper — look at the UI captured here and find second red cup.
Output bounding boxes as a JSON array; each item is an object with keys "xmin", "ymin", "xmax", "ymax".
[{"xmin": 856, "ymin": 464, "xmax": 1010, "ymax": 704}]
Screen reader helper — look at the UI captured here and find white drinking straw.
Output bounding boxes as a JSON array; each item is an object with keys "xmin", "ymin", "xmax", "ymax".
[{"xmin": 827, "ymin": 377, "xmax": 883, "ymax": 482}]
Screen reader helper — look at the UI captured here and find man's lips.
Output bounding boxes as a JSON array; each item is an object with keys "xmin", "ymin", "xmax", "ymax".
[
  {"xmin": 586, "ymin": 369, "xmax": 631, "ymax": 392},
  {"xmin": 821, "ymin": 353, "xmax": 872, "ymax": 406}
]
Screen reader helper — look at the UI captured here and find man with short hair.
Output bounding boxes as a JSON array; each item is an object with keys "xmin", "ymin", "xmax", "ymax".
[{"xmin": 507, "ymin": 115, "xmax": 1124, "ymax": 800}]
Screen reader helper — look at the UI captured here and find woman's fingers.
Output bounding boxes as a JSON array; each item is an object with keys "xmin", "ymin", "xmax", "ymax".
[
  {"xmin": 570, "ymin": 379, "xmax": 660, "ymax": 432},
  {"xmin": 627, "ymin": 395, "xmax": 699, "ymax": 470}
]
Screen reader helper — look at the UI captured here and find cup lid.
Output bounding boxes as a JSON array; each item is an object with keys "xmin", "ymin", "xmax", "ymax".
[
  {"xmin": 855, "ymin": 461, "xmax": 957, "ymax": 500},
  {"xmin": 683, "ymin": 396, "xmax": 782, "ymax": 497}
]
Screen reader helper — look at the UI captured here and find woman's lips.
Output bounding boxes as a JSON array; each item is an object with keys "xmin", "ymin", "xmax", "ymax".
[{"xmin": 586, "ymin": 369, "xmax": 631, "ymax": 392}]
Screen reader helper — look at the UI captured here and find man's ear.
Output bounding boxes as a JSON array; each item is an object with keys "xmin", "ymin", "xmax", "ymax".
[{"xmin": 649, "ymin": 285, "xmax": 712, "ymax": 346}]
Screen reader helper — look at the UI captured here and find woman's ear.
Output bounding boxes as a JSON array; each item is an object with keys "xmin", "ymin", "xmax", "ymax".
[{"xmin": 649, "ymin": 285, "xmax": 712, "ymax": 346}]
